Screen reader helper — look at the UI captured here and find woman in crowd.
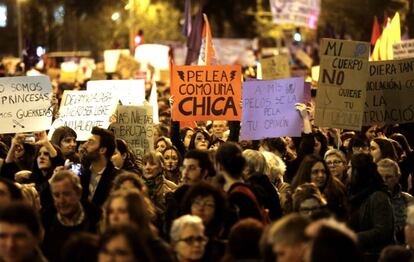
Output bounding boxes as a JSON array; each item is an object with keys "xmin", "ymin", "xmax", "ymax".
[
  {"xmin": 162, "ymin": 146, "xmax": 182, "ymax": 185},
  {"xmin": 98, "ymin": 225, "xmax": 154, "ymax": 262},
  {"xmin": 291, "ymin": 155, "xmax": 348, "ymax": 220},
  {"xmin": 180, "ymin": 127, "xmax": 194, "ymax": 151},
  {"xmin": 170, "ymin": 215, "xmax": 208, "ymax": 262},
  {"xmin": 155, "ymin": 136, "xmax": 173, "ymax": 153},
  {"xmin": 0, "ymin": 177, "xmax": 23, "ymax": 208},
  {"xmin": 50, "ymin": 126, "xmax": 79, "ymax": 163},
  {"xmin": 324, "ymin": 149, "xmax": 348, "ymax": 185},
  {"xmin": 188, "ymin": 128, "xmax": 211, "ymax": 151},
  {"xmin": 389, "ymin": 133, "xmax": 414, "ymax": 193},
  {"xmin": 370, "ymin": 138, "xmax": 398, "ymax": 163},
  {"xmin": 102, "ymin": 189, "xmax": 174, "ymax": 262},
  {"xmin": 142, "ymin": 152, "xmax": 177, "ymax": 212},
  {"xmin": 347, "ymin": 153, "xmax": 394, "ymax": 262},
  {"xmin": 292, "ymin": 183, "xmax": 329, "ymax": 219},
  {"xmin": 111, "ymin": 138, "xmax": 141, "ymax": 175}
]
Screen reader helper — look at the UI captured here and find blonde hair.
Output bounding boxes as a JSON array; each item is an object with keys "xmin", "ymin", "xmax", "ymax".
[
  {"xmin": 261, "ymin": 151, "xmax": 286, "ymax": 184},
  {"xmin": 242, "ymin": 149, "xmax": 267, "ymax": 175}
]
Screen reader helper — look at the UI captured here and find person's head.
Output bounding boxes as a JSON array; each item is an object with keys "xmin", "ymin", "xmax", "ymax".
[
  {"xmin": 313, "ymin": 130, "xmax": 328, "ymax": 157},
  {"xmin": 142, "ymin": 152, "xmax": 164, "ymax": 179},
  {"xmin": 98, "ymin": 225, "xmax": 153, "ymax": 262},
  {"xmin": 181, "ymin": 182, "xmax": 226, "ymax": 228},
  {"xmin": 155, "ymin": 136, "xmax": 172, "ymax": 153},
  {"xmin": 362, "ymin": 125, "xmax": 377, "ymax": 141},
  {"xmin": 180, "ymin": 127, "xmax": 194, "ymax": 149},
  {"xmin": 112, "ymin": 171, "xmax": 146, "ymax": 193},
  {"xmin": 50, "ymin": 126, "xmax": 77, "ymax": 157},
  {"xmin": 259, "ymin": 137, "xmax": 287, "ymax": 158},
  {"xmin": 111, "ymin": 139, "xmax": 139, "ymax": 171},
  {"xmin": 378, "ymin": 245, "xmax": 412, "ymax": 262},
  {"xmin": 348, "ymin": 153, "xmax": 384, "ymax": 195},
  {"xmin": 103, "ymin": 189, "xmax": 152, "ymax": 236},
  {"xmin": 215, "ymin": 142, "xmax": 245, "ymax": 179},
  {"xmin": 370, "ymin": 138, "xmax": 398, "ymax": 163},
  {"xmin": 61, "ymin": 232, "xmax": 99, "ymax": 262},
  {"xmin": 292, "ymin": 183, "xmax": 327, "ymax": 217},
  {"xmin": 0, "ymin": 202, "xmax": 43, "ymax": 262},
  {"xmin": 242, "ymin": 149, "xmax": 267, "ymax": 179},
  {"xmin": 181, "ymin": 150, "xmax": 214, "ymax": 185},
  {"xmin": 211, "ymin": 120, "xmax": 227, "ymax": 139},
  {"xmin": 36, "ymin": 145, "xmax": 52, "ymax": 171},
  {"xmin": 170, "ymin": 215, "xmax": 208, "ymax": 262},
  {"xmin": 0, "ymin": 178, "xmax": 23, "ymax": 208},
  {"xmin": 162, "ymin": 146, "xmax": 182, "ymax": 172},
  {"xmin": 189, "ymin": 128, "xmax": 211, "ymax": 150},
  {"xmin": 348, "ymin": 135, "xmax": 370, "ymax": 156},
  {"xmin": 305, "ymin": 218, "xmax": 363, "ymax": 262},
  {"xmin": 377, "ymin": 158, "xmax": 401, "ymax": 191},
  {"xmin": 390, "ymin": 133, "xmax": 412, "ymax": 156},
  {"xmin": 226, "ymin": 218, "xmax": 264, "ymax": 261},
  {"xmin": 292, "ymin": 155, "xmax": 331, "ymax": 190},
  {"xmin": 49, "ymin": 169, "xmax": 82, "ymax": 219},
  {"xmin": 324, "ymin": 149, "xmax": 347, "ymax": 182},
  {"xmin": 266, "ymin": 213, "xmax": 310, "ymax": 262},
  {"xmin": 261, "ymin": 151, "xmax": 287, "ymax": 187},
  {"xmin": 81, "ymin": 127, "xmax": 116, "ymax": 162}
]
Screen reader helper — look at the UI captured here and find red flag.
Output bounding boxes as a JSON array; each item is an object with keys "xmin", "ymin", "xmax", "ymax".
[
  {"xmin": 198, "ymin": 14, "xmax": 218, "ymax": 65},
  {"xmin": 371, "ymin": 16, "xmax": 381, "ymax": 46}
]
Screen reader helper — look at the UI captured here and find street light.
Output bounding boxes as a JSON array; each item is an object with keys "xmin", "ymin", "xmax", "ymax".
[{"xmin": 111, "ymin": 12, "xmax": 120, "ymax": 21}]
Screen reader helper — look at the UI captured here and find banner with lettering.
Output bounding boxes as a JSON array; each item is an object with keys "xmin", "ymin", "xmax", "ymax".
[
  {"xmin": 363, "ymin": 58, "xmax": 414, "ymax": 125},
  {"xmin": 393, "ymin": 39, "xmax": 414, "ymax": 59},
  {"xmin": 270, "ymin": 0, "xmax": 320, "ymax": 29},
  {"xmin": 110, "ymin": 105, "xmax": 154, "ymax": 162},
  {"xmin": 171, "ymin": 65, "xmax": 242, "ymax": 121},
  {"xmin": 87, "ymin": 80, "xmax": 146, "ymax": 106},
  {"xmin": 314, "ymin": 39, "xmax": 370, "ymax": 130},
  {"xmin": 240, "ymin": 77, "xmax": 304, "ymax": 140},
  {"xmin": 259, "ymin": 55, "xmax": 290, "ymax": 80},
  {"xmin": 55, "ymin": 90, "xmax": 119, "ymax": 140},
  {"xmin": 0, "ymin": 76, "xmax": 53, "ymax": 133}
]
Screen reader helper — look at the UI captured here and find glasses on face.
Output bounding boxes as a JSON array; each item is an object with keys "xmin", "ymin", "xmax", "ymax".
[
  {"xmin": 326, "ymin": 160, "xmax": 343, "ymax": 166},
  {"xmin": 178, "ymin": 235, "xmax": 208, "ymax": 245}
]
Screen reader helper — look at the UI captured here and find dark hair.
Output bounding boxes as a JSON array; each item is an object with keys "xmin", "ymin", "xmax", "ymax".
[
  {"xmin": 188, "ymin": 128, "xmax": 211, "ymax": 150},
  {"xmin": 260, "ymin": 137, "xmax": 287, "ymax": 156},
  {"xmin": 91, "ymin": 127, "xmax": 116, "ymax": 159},
  {"xmin": 50, "ymin": 126, "xmax": 77, "ymax": 147},
  {"xmin": 349, "ymin": 153, "xmax": 384, "ymax": 196},
  {"xmin": 314, "ymin": 130, "xmax": 328, "ymax": 158},
  {"xmin": 215, "ymin": 142, "xmax": 245, "ymax": 179},
  {"xmin": 32, "ymin": 144, "xmax": 64, "ymax": 179},
  {"xmin": 292, "ymin": 155, "xmax": 330, "ymax": 191},
  {"xmin": 181, "ymin": 182, "xmax": 227, "ymax": 235},
  {"xmin": 61, "ymin": 232, "xmax": 99, "ymax": 262},
  {"xmin": 0, "ymin": 202, "xmax": 42, "ymax": 239},
  {"xmin": 115, "ymin": 139, "xmax": 141, "ymax": 174},
  {"xmin": 99, "ymin": 225, "xmax": 154, "ymax": 262},
  {"xmin": 378, "ymin": 245, "xmax": 412, "ymax": 262},
  {"xmin": 292, "ymin": 183, "xmax": 327, "ymax": 212},
  {"xmin": 390, "ymin": 133, "xmax": 412, "ymax": 156},
  {"xmin": 0, "ymin": 178, "xmax": 23, "ymax": 201},
  {"xmin": 162, "ymin": 146, "xmax": 183, "ymax": 170},
  {"xmin": 112, "ymin": 171, "xmax": 146, "ymax": 192},
  {"xmin": 184, "ymin": 149, "xmax": 215, "ymax": 178},
  {"xmin": 180, "ymin": 127, "xmax": 194, "ymax": 141},
  {"xmin": 372, "ymin": 138, "xmax": 398, "ymax": 161}
]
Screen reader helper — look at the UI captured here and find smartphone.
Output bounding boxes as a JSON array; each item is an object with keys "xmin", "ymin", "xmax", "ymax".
[
  {"xmin": 23, "ymin": 135, "xmax": 36, "ymax": 143},
  {"xmin": 70, "ymin": 164, "xmax": 82, "ymax": 176}
]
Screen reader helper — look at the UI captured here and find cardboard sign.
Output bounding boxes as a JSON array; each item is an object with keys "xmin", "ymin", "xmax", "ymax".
[
  {"xmin": 240, "ymin": 77, "xmax": 304, "ymax": 140},
  {"xmin": 363, "ymin": 58, "xmax": 414, "ymax": 125},
  {"xmin": 55, "ymin": 90, "xmax": 118, "ymax": 140},
  {"xmin": 116, "ymin": 54, "xmax": 141, "ymax": 79},
  {"xmin": 393, "ymin": 39, "xmax": 414, "ymax": 59},
  {"xmin": 259, "ymin": 55, "xmax": 290, "ymax": 80},
  {"xmin": 0, "ymin": 76, "xmax": 53, "ymax": 133},
  {"xmin": 87, "ymin": 80, "xmax": 145, "ymax": 106},
  {"xmin": 314, "ymin": 39, "xmax": 370, "ymax": 130},
  {"xmin": 104, "ymin": 49, "xmax": 130, "ymax": 73},
  {"xmin": 110, "ymin": 105, "xmax": 154, "ymax": 162},
  {"xmin": 171, "ymin": 65, "xmax": 242, "ymax": 121},
  {"xmin": 270, "ymin": 0, "xmax": 321, "ymax": 29}
]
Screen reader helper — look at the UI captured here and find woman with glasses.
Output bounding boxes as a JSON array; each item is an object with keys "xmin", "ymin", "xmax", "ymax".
[
  {"xmin": 170, "ymin": 215, "xmax": 208, "ymax": 262},
  {"xmin": 292, "ymin": 183, "xmax": 329, "ymax": 219},
  {"xmin": 188, "ymin": 129, "xmax": 211, "ymax": 151},
  {"xmin": 324, "ymin": 149, "xmax": 348, "ymax": 185},
  {"xmin": 292, "ymin": 155, "xmax": 348, "ymax": 220}
]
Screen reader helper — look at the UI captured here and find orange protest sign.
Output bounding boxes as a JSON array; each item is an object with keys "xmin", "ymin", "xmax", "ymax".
[{"xmin": 171, "ymin": 65, "xmax": 242, "ymax": 121}]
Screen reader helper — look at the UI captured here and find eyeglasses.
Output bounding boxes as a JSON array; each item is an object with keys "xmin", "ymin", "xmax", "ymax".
[
  {"xmin": 326, "ymin": 160, "xmax": 343, "ymax": 166},
  {"xmin": 178, "ymin": 235, "xmax": 209, "ymax": 245}
]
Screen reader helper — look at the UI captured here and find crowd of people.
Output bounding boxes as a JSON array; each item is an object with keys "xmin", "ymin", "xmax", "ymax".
[{"xmin": 1, "ymin": 60, "xmax": 414, "ymax": 262}]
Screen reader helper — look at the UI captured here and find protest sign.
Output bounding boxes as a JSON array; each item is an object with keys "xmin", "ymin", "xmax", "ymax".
[
  {"xmin": 314, "ymin": 39, "xmax": 370, "ymax": 130},
  {"xmin": 0, "ymin": 76, "xmax": 53, "ymax": 133},
  {"xmin": 116, "ymin": 53, "xmax": 141, "ymax": 79},
  {"xmin": 60, "ymin": 62, "xmax": 78, "ymax": 83},
  {"xmin": 363, "ymin": 58, "xmax": 414, "ymax": 125},
  {"xmin": 104, "ymin": 49, "xmax": 130, "ymax": 73},
  {"xmin": 270, "ymin": 0, "xmax": 320, "ymax": 29},
  {"xmin": 240, "ymin": 77, "xmax": 304, "ymax": 140},
  {"xmin": 87, "ymin": 80, "xmax": 145, "ymax": 106},
  {"xmin": 111, "ymin": 105, "xmax": 154, "ymax": 162},
  {"xmin": 393, "ymin": 39, "xmax": 414, "ymax": 59},
  {"xmin": 259, "ymin": 55, "xmax": 290, "ymax": 80},
  {"xmin": 171, "ymin": 65, "xmax": 242, "ymax": 121},
  {"xmin": 55, "ymin": 90, "xmax": 118, "ymax": 140}
]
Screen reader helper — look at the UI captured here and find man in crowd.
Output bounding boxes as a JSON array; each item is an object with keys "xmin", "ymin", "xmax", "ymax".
[{"xmin": 211, "ymin": 120, "xmax": 228, "ymax": 141}]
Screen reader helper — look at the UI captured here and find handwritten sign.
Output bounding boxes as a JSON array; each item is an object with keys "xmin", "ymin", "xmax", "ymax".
[
  {"xmin": 363, "ymin": 58, "xmax": 414, "ymax": 125},
  {"xmin": 240, "ymin": 77, "xmax": 304, "ymax": 140},
  {"xmin": 270, "ymin": 0, "xmax": 321, "ymax": 29},
  {"xmin": 393, "ymin": 39, "xmax": 414, "ymax": 59},
  {"xmin": 171, "ymin": 65, "xmax": 242, "ymax": 121},
  {"xmin": 314, "ymin": 39, "xmax": 370, "ymax": 130},
  {"xmin": 87, "ymin": 80, "xmax": 145, "ymax": 106},
  {"xmin": 0, "ymin": 76, "xmax": 53, "ymax": 133},
  {"xmin": 259, "ymin": 55, "xmax": 290, "ymax": 80},
  {"xmin": 55, "ymin": 90, "xmax": 118, "ymax": 140},
  {"xmin": 111, "ymin": 105, "xmax": 154, "ymax": 162}
]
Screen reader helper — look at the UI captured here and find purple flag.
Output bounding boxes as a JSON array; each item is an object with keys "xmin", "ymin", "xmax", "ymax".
[{"xmin": 185, "ymin": 0, "xmax": 205, "ymax": 65}]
